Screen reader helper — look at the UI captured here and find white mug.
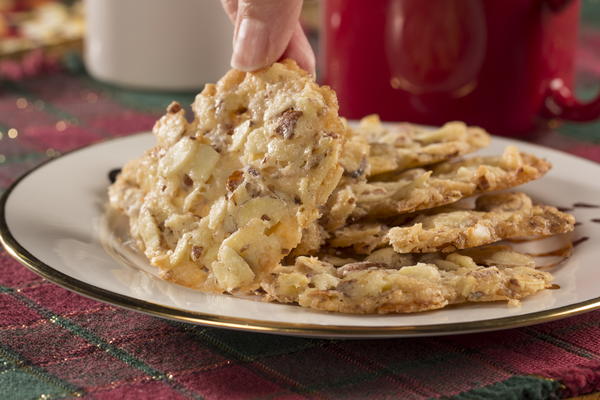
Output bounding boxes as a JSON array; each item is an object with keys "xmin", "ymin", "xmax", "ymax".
[{"xmin": 84, "ymin": 0, "xmax": 233, "ymax": 90}]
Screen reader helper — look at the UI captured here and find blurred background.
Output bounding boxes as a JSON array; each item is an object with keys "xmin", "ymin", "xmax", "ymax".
[
  {"xmin": 1, "ymin": 1, "xmax": 596, "ymax": 87},
  {"xmin": 1, "ymin": 0, "xmax": 597, "ymax": 96},
  {"xmin": 0, "ymin": 0, "xmax": 83, "ymax": 75},
  {"xmin": 0, "ymin": 0, "xmax": 598, "ymax": 160}
]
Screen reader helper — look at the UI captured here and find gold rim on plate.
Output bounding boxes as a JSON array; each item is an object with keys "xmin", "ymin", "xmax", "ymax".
[{"xmin": 1, "ymin": 135, "xmax": 600, "ymax": 338}]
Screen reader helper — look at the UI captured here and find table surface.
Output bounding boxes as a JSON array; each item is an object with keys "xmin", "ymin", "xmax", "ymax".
[{"xmin": 1, "ymin": 6, "xmax": 600, "ymax": 400}]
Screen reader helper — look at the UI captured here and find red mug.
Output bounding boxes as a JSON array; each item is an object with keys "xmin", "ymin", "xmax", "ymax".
[{"xmin": 320, "ymin": 0, "xmax": 600, "ymax": 136}]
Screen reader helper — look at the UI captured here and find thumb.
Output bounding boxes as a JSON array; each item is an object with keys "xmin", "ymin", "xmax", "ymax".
[{"xmin": 231, "ymin": 0, "xmax": 303, "ymax": 71}]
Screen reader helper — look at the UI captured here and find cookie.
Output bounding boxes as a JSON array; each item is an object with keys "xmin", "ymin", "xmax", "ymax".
[
  {"xmin": 387, "ymin": 192, "xmax": 575, "ymax": 253},
  {"xmin": 263, "ymin": 246, "xmax": 552, "ymax": 314},
  {"xmin": 356, "ymin": 114, "xmax": 490, "ymax": 176},
  {"xmin": 324, "ymin": 192, "xmax": 574, "ymax": 256},
  {"xmin": 324, "ymin": 146, "xmax": 551, "ymax": 229},
  {"xmin": 109, "ymin": 60, "xmax": 346, "ymax": 293}
]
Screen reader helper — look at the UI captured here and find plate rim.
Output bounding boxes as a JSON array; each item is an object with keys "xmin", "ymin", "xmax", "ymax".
[{"xmin": 2, "ymin": 132, "xmax": 600, "ymax": 338}]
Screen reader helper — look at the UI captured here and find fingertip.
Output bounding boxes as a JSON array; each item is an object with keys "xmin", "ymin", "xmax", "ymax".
[
  {"xmin": 296, "ymin": 54, "xmax": 316, "ymax": 77},
  {"xmin": 281, "ymin": 23, "xmax": 316, "ymax": 75},
  {"xmin": 303, "ymin": 50, "xmax": 317, "ymax": 77}
]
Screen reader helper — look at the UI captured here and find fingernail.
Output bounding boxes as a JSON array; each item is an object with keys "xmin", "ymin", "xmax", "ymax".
[{"xmin": 231, "ymin": 18, "xmax": 269, "ymax": 71}]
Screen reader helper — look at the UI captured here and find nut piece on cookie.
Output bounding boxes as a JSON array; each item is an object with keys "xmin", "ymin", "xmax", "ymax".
[{"xmin": 109, "ymin": 60, "xmax": 346, "ymax": 293}]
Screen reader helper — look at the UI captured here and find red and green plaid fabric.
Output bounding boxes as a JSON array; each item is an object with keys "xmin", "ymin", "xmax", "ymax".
[{"xmin": 1, "ymin": 6, "xmax": 600, "ymax": 396}]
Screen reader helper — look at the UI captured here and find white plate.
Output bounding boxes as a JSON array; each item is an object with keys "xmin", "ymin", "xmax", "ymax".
[{"xmin": 2, "ymin": 132, "xmax": 600, "ymax": 338}]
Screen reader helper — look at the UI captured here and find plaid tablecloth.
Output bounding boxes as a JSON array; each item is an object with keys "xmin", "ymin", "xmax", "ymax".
[
  {"xmin": 1, "ymin": 12, "xmax": 600, "ymax": 400},
  {"xmin": 1, "ymin": 74, "xmax": 599, "ymax": 400}
]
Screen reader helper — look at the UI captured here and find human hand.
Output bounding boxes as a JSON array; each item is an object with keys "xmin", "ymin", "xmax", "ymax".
[{"xmin": 221, "ymin": 0, "xmax": 316, "ymax": 74}]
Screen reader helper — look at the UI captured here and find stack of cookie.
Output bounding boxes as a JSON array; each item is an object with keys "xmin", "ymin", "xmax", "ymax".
[
  {"xmin": 109, "ymin": 60, "xmax": 575, "ymax": 314},
  {"xmin": 266, "ymin": 116, "xmax": 575, "ymax": 313}
]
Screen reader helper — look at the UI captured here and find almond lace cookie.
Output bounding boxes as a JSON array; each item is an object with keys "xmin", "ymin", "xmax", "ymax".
[
  {"xmin": 323, "ymin": 146, "xmax": 551, "ymax": 230},
  {"xmin": 326, "ymin": 192, "xmax": 575, "ymax": 255},
  {"xmin": 263, "ymin": 245, "xmax": 552, "ymax": 314},
  {"xmin": 109, "ymin": 60, "xmax": 346, "ymax": 294},
  {"xmin": 357, "ymin": 114, "xmax": 491, "ymax": 176},
  {"xmin": 388, "ymin": 192, "xmax": 575, "ymax": 253}
]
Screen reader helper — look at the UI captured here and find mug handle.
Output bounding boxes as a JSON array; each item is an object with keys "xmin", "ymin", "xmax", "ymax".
[
  {"xmin": 540, "ymin": 0, "xmax": 600, "ymax": 121},
  {"xmin": 544, "ymin": 0, "xmax": 574, "ymax": 12},
  {"xmin": 541, "ymin": 78, "xmax": 600, "ymax": 121}
]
